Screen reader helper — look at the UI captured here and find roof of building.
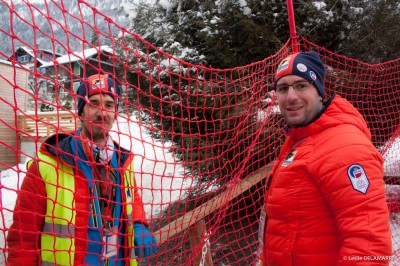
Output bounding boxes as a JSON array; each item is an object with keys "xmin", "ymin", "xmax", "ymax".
[
  {"xmin": 12, "ymin": 46, "xmax": 62, "ymax": 65},
  {"xmin": 40, "ymin": 45, "xmax": 113, "ymax": 67},
  {"xmin": 0, "ymin": 58, "xmax": 27, "ymax": 69}
]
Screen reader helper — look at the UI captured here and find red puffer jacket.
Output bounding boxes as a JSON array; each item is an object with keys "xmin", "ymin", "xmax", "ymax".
[{"xmin": 261, "ymin": 95, "xmax": 392, "ymax": 265}]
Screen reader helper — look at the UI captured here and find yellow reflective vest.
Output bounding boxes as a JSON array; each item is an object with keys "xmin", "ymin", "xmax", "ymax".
[{"xmin": 37, "ymin": 152, "xmax": 138, "ymax": 266}]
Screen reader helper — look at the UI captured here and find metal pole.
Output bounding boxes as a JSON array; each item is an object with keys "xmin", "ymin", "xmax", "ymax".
[{"xmin": 286, "ymin": 0, "xmax": 299, "ymax": 53}]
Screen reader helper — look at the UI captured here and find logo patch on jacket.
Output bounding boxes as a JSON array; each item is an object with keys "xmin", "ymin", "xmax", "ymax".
[
  {"xmin": 347, "ymin": 164, "xmax": 369, "ymax": 194},
  {"xmin": 282, "ymin": 150, "xmax": 298, "ymax": 166}
]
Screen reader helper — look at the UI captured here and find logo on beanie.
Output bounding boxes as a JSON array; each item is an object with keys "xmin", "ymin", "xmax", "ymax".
[
  {"xmin": 296, "ymin": 63, "xmax": 307, "ymax": 72},
  {"xmin": 276, "ymin": 58, "xmax": 290, "ymax": 73},
  {"xmin": 87, "ymin": 75, "xmax": 111, "ymax": 96},
  {"xmin": 91, "ymin": 77, "xmax": 105, "ymax": 89},
  {"xmin": 309, "ymin": 71, "xmax": 317, "ymax": 81}
]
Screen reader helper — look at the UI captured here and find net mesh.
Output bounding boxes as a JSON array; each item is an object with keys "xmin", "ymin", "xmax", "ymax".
[{"xmin": 0, "ymin": 1, "xmax": 399, "ymax": 265}]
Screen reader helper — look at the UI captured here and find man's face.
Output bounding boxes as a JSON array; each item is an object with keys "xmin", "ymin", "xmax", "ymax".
[
  {"xmin": 80, "ymin": 93, "xmax": 116, "ymax": 144},
  {"xmin": 275, "ymin": 75, "xmax": 323, "ymax": 128}
]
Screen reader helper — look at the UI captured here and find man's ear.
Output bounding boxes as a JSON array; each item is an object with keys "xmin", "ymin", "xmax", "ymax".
[{"xmin": 79, "ymin": 111, "xmax": 86, "ymax": 120}]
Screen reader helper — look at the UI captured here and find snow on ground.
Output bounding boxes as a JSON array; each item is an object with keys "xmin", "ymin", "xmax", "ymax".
[
  {"xmin": 0, "ymin": 164, "xmax": 27, "ymax": 265},
  {"xmin": 390, "ymin": 213, "xmax": 400, "ymax": 266},
  {"xmin": 383, "ymin": 134, "xmax": 400, "ymax": 178},
  {"xmin": 109, "ymin": 115, "xmax": 191, "ymax": 217},
  {"xmin": 386, "ymin": 185, "xmax": 400, "ymax": 266},
  {"xmin": 383, "ymin": 136, "xmax": 400, "ymax": 265}
]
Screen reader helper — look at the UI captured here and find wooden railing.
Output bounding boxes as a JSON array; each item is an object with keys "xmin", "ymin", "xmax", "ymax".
[
  {"xmin": 18, "ymin": 110, "xmax": 79, "ymax": 138},
  {"xmin": 154, "ymin": 165, "xmax": 272, "ymax": 265}
]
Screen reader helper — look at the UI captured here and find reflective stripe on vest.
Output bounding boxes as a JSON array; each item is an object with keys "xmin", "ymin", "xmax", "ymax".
[{"xmin": 37, "ymin": 152, "xmax": 138, "ymax": 266}]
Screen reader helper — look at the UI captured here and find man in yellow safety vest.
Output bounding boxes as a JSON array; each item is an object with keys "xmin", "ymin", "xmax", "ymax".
[{"xmin": 7, "ymin": 74, "xmax": 157, "ymax": 265}]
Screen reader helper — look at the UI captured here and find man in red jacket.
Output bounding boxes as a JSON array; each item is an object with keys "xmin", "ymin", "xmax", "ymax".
[
  {"xmin": 7, "ymin": 74, "xmax": 157, "ymax": 265},
  {"xmin": 258, "ymin": 52, "xmax": 392, "ymax": 265}
]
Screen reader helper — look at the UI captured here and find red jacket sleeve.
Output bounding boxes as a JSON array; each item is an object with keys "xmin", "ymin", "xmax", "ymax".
[
  {"xmin": 310, "ymin": 143, "xmax": 392, "ymax": 265},
  {"xmin": 6, "ymin": 161, "xmax": 46, "ymax": 266},
  {"xmin": 131, "ymin": 172, "xmax": 148, "ymax": 226}
]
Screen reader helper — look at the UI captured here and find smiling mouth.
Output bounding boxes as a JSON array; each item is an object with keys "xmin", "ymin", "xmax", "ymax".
[{"xmin": 287, "ymin": 106, "xmax": 303, "ymax": 111}]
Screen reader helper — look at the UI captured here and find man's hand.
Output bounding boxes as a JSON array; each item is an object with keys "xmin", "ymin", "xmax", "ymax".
[{"xmin": 133, "ymin": 223, "xmax": 157, "ymax": 257}]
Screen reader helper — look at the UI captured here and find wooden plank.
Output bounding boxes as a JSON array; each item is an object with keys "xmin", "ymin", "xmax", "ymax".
[
  {"xmin": 155, "ymin": 165, "xmax": 272, "ymax": 244},
  {"xmin": 18, "ymin": 111, "xmax": 79, "ymax": 138}
]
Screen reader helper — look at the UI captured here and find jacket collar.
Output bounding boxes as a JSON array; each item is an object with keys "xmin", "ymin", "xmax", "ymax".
[{"xmin": 284, "ymin": 94, "xmax": 370, "ymax": 142}]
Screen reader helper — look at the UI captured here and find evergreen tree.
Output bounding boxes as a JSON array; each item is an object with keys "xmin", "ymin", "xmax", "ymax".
[
  {"xmin": 119, "ymin": 0, "xmax": 283, "ymax": 197},
  {"xmin": 339, "ymin": 0, "xmax": 400, "ymax": 63}
]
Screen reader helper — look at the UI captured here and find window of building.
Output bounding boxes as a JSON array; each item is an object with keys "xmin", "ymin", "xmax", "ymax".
[
  {"xmin": 73, "ymin": 81, "xmax": 80, "ymax": 92},
  {"xmin": 18, "ymin": 55, "xmax": 30, "ymax": 63},
  {"xmin": 73, "ymin": 63, "xmax": 81, "ymax": 75}
]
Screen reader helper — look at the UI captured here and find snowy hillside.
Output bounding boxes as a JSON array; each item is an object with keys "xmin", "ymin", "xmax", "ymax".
[{"xmin": 0, "ymin": 0, "xmax": 133, "ymax": 58}]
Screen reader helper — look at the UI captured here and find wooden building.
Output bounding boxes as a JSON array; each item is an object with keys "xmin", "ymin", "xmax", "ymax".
[{"xmin": 0, "ymin": 59, "xmax": 29, "ymax": 171}]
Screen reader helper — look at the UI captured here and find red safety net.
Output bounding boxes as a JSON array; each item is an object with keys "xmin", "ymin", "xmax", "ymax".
[{"xmin": 0, "ymin": 1, "xmax": 399, "ymax": 265}]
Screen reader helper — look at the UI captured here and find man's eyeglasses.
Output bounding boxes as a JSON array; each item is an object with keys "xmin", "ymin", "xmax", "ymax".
[{"xmin": 275, "ymin": 80, "xmax": 313, "ymax": 95}]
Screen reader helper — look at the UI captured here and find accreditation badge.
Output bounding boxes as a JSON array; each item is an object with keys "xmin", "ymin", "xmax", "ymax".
[
  {"xmin": 282, "ymin": 150, "xmax": 298, "ymax": 166},
  {"xmin": 102, "ymin": 225, "xmax": 118, "ymax": 258}
]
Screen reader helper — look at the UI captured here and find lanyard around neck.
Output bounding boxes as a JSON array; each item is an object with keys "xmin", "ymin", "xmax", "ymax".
[{"xmin": 80, "ymin": 131, "xmax": 117, "ymax": 223}]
